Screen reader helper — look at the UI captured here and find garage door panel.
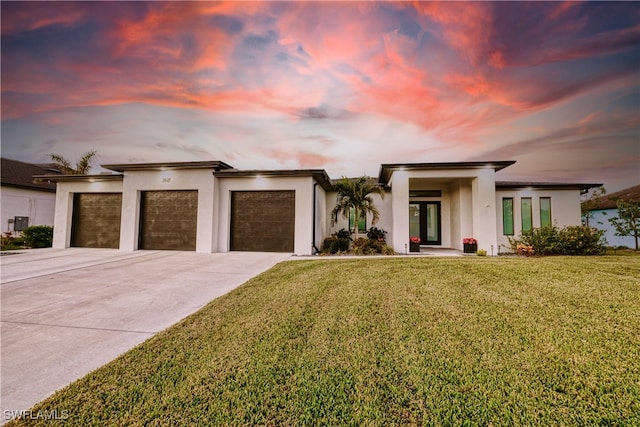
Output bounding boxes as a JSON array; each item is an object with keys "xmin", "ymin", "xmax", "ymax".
[
  {"xmin": 230, "ymin": 191, "xmax": 295, "ymax": 252},
  {"xmin": 139, "ymin": 190, "xmax": 197, "ymax": 251},
  {"xmin": 71, "ymin": 193, "xmax": 122, "ymax": 248}
]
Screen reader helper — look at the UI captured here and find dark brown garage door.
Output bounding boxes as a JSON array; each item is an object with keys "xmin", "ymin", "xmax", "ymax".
[
  {"xmin": 230, "ymin": 191, "xmax": 295, "ymax": 252},
  {"xmin": 139, "ymin": 190, "xmax": 198, "ymax": 251},
  {"xmin": 71, "ymin": 193, "xmax": 122, "ymax": 248}
]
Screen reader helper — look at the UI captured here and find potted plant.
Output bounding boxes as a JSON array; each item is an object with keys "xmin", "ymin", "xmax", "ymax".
[
  {"xmin": 463, "ymin": 237, "xmax": 477, "ymax": 253},
  {"xmin": 410, "ymin": 236, "xmax": 421, "ymax": 252}
]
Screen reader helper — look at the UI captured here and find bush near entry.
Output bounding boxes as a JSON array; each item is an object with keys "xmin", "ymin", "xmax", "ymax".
[
  {"xmin": 509, "ymin": 225, "xmax": 606, "ymax": 256},
  {"xmin": 21, "ymin": 225, "xmax": 54, "ymax": 248}
]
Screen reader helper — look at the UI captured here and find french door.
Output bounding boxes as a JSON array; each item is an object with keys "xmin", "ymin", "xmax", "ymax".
[{"xmin": 409, "ymin": 201, "xmax": 441, "ymax": 245}]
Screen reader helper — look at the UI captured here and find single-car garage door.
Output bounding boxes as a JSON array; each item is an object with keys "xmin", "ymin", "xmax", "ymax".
[
  {"xmin": 230, "ymin": 190, "xmax": 295, "ymax": 252},
  {"xmin": 139, "ymin": 190, "xmax": 198, "ymax": 251},
  {"xmin": 71, "ymin": 193, "xmax": 122, "ymax": 248}
]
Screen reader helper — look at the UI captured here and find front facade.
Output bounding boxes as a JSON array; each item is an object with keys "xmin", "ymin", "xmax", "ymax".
[{"xmin": 36, "ymin": 160, "xmax": 597, "ymax": 255}]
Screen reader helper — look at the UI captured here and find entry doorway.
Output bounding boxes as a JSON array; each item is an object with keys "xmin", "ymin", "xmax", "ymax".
[{"xmin": 409, "ymin": 201, "xmax": 441, "ymax": 245}]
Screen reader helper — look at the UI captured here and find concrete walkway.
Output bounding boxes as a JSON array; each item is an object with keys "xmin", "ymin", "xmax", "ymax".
[{"xmin": 1, "ymin": 248, "xmax": 290, "ymax": 422}]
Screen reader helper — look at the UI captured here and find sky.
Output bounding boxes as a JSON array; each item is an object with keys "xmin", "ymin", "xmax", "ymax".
[{"xmin": 1, "ymin": 1, "xmax": 639, "ymax": 192}]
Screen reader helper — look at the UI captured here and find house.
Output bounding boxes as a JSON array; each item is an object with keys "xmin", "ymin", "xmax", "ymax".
[
  {"xmin": 584, "ymin": 184, "xmax": 640, "ymax": 248},
  {"xmin": 34, "ymin": 160, "xmax": 599, "ymax": 255},
  {"xmin": 1, "ymin": 158, "xmax": 59, "ymax": 234}
]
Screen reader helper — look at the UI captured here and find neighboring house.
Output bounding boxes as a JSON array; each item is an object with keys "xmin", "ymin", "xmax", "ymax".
[
  {"xmin": 1, "ymin": 158, "xmax": 59, "ymax": 234},
  {"xmin": 35, "ymin": 160, "xmax": 599, "ymax": 255},
  {"xmin": 584, "ymin": 184, "xmax": 640, "ymax": 248}
]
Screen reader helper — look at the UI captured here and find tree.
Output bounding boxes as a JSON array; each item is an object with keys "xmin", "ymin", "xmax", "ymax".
[
  {"xmin": 50, "ymin": 150, "xmax": 97, "ymax": 174},
  {"xmin": 608, "ymin": 199, "xmax": 640, "ymax": 250},
  {"xmin": 331, "ymin": 176, "xmax": 385, "ymax": 239},
  {"xmin": 581, "ymin": 186, "xmax": 606, "ymax": 226}
]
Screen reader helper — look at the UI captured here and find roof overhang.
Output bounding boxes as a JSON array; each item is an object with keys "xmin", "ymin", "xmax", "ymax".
[
  {"xmin": 33, "ymin": 174, "xmax": 124, "ymax": 184},
  {"xmin": 496, "ymin": 181, "xmax": 602, "ymax": 193},
  {"xmin": 215, "ymin": 169, "xmax": 333, "ymax": 191},
  {"xmin": 379, "ymin": 161, "xmax": 516, "ymax": 184},
  {"xmin": 102, "ymin": 161, "xmax": 234, "ymax": 172}
]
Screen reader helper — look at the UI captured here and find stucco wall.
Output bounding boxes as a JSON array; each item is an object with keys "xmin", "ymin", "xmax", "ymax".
[
  {"xmin": 495, "ymin": 188, "xmax": 581, "ymax": 253},
  {"xmin": 325, "ymin": 191, "xmax": 392, "ymax": 244},
  {"xmin": 1, "ymin": 186, "xmax": 55, "ymax": 234},
  {"xmin": 216, "ymin": 176, "xmax": 316, "ymax": 255},
  {"xmin": 52, "ymin": 180, "xmax": 124, "ymax": 248}
]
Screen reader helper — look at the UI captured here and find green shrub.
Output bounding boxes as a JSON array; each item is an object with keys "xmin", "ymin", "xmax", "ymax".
[
  {"xmin": 366, "ymin": 227, "xmax": 388, "ymax": 242},
  {"xmin": 509, "ymin": 225, "xmax": 605, "ymax": 256},
  {"xmin": 352, "ymin": 237, "xmax": 395, "ymax": 255},
  {"xmin": 476, "ymin": 249, "xmax": 487, "ymax": 256},
  {"xmin": 321, "ymin": 236, "xmax": 350, "ymax": 254},
  {"xmin": 21, "ymin": 225, "xmax": 54, "ymax": 248}
]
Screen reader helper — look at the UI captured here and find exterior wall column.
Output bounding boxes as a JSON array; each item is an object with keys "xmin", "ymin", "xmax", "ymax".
[
  {"xmin": 390, "ymin": 171, "xmax": 410, "ymax": 254},
  {"xmin": 118, "ymin": 184, "xmax": 139, "ymax": 251},
  {"xmin": 52, "ymin": 190, "xmax": 73, "ymax": 248},
  {"xmin": 471, "ymin": 168, "xmax": 498, "ymax": 255}
]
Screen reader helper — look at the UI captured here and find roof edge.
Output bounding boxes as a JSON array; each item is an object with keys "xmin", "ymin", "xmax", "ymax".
[
  {"xmin": 102, "ymin": 161, "xmax": 234, "ymax": 172},
  {"xmin": 33, "ymin": 174, "xmax": 124, "ymax": 183},
  {"xmin": 215, "ymin": 169, "xmax": 333, "ymax": 191},
  {"xmin": 378, "ymin": 161, "xmax": 516, "ymax": 184}
]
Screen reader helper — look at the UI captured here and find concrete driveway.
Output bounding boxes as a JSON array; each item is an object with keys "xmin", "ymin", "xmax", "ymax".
[{"xmin": 1, "ymin": 248, "xmax": 290, "ymax": 421}]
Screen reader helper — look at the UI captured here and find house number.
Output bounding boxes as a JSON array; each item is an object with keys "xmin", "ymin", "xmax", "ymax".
[{"xmin": 162, "ymin": 178, "xmax": 171, "ymax": 183}]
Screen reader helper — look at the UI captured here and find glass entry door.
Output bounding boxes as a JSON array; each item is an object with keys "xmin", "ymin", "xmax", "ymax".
[{"xmin": 409, "ymin": 201, "xmax": 441, "ymax": 245}]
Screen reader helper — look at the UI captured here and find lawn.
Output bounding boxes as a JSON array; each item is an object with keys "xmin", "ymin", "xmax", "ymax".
[{"xmin": 9, "ymin": 256, "xmax": 640, "ymax": 426}]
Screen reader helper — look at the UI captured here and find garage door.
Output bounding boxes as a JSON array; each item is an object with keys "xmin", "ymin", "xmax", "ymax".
[
  {"xmin": 230, "ymin": 191, "xmax": 295, "ymax": 252},
  {"xmin": 71, "ymin": 193, "xmax": 122, "ymax": 248},
  {"xmin": 139, "ymin": 190, "xmax": 198, "ymax": 251}
]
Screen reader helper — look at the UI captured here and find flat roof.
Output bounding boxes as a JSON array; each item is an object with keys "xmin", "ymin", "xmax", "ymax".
[
  {"xmin": 102, "ymin": 161, "xmax": 234, "ymax": 172},
  {"xmin": 33, "ymin": 174, "xmax": 124, "ymax": 184},
  {"xmin": 379, "ymin": 161, "xmax": 516, "ymax": 184},
  {"xmin": 496, "ymin": 181, "xmax": 602, "ymax": 192},
  {"xmin": 215, "ymin": 169, "xmax": 333, "ymax": 191}
]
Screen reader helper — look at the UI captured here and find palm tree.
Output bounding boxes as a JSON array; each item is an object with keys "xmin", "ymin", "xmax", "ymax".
[
  {"xmin": 331, "ymin": 176, "xmax": 385, "ymax": 239},
  {"xmin": 50, "ymin": 150, "xmax": 97, "ymax": 174}
]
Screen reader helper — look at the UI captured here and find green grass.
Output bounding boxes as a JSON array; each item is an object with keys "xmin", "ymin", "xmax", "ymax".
[{"xmin": 9, "ymin": 256, "xmax": 640, "ymax": 426}]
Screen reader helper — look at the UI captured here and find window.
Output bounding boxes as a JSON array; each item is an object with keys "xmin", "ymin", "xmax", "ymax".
[
  {"xmin": 540, "ymin": 197, "xmax": 552, "ymax": 227},
  {"xmin": 521, "ymin": 198, "xmax": 533, "ymax": 232},
  {"xmin": 502, "ymin": 198, "xmax": 514, "ymax": 235},
  {"xmin": 349, "ymin": 208, "xmax": 366, "ymax": 233}
]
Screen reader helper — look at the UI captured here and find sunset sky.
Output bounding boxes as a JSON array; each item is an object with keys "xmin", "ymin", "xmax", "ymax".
[{"xmin": 2, "ymin": 1, "xmax": 638, "ymax": 191}]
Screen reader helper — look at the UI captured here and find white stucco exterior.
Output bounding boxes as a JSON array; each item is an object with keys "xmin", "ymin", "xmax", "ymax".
[
  {"xmin": 495, "ymin": 188, "xmax": 582, "ymax": 252},
  {"xmin": 51, "ymin": 179, "xmax": 124, "ymax": 249},
  {"xmin": 1, "ymin": 186, "xmax": 56, "ymax": 234},
  {"xmin": 42, "ymin": 160, "xmax": 594, "ymax": 256},
  {"xmin": 215, "ymin": 176, "xmax": 317, "ymax": 255}
]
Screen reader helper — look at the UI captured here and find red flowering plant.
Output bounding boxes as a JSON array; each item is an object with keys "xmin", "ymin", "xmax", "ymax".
[
  {"xmin": 463, "ymin": 237, "xmax": 477, "ymax": 245},
  {"xmin": 410, "ymin": 236, "xmax": 421, "ymax": 244}
]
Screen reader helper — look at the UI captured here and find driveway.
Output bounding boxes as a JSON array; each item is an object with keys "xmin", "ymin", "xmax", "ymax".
[{"xmin": 1, "ymin": 248, "xmax": 290, "ymax": 421}]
